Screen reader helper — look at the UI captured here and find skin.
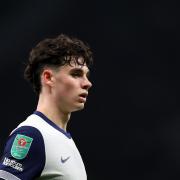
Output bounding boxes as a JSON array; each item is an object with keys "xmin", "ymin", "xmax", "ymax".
[{"xmin": 36, "ymin": 59, "xmax": 92, "ymax": 131}]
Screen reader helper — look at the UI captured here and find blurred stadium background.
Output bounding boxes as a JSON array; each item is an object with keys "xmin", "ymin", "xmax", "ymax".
[{"xmin": 0, "ymin": 0, "xmax": 179, "ymax": 179}]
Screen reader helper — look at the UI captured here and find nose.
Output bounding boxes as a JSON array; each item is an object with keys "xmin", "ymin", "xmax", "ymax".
[{"xmin": 82, "ymin": 77, "xmax": 92, "ymax": 90}]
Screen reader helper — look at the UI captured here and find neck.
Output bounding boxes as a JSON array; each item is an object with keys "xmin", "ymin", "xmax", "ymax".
[{"xmin": 36, "ymin": 94, "xmax": 71, "ymax": 131}]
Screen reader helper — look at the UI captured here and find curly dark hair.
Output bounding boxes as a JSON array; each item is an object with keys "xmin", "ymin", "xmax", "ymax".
[{"xmin": 24, "ymin": 34, "xmax": 93, "ymax": 94}]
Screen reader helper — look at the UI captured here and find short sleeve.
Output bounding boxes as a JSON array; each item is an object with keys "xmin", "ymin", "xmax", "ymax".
[{"xmin": 0, "ymin": 126, "xmax": 45, "ymax": 180}]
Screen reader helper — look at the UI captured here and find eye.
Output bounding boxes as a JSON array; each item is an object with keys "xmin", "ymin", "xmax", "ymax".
[
  {"xmin": 69, "ymin": 68, "xmax": 90, "ymax": 79},
  {"xmin": 72, "ymin": 73, "xmax": 81, "ymax": 77},
  {"xmin": 70, "ymin": 71, "xmax": 83, "ymax": 77}
]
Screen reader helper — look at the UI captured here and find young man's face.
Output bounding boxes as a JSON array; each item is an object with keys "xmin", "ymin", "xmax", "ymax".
[{"xmin": 50, "ymin": 59, "xmax": 92, "ymax": 113}]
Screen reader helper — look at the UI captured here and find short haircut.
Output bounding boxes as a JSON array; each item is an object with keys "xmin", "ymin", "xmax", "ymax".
[{"xmin": 24, "ymin": 34, "xmax": 93, "ymax": 94}]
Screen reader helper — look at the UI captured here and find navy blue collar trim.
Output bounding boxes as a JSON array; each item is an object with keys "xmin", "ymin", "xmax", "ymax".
[{"xmin": 33, "ymin": 111, "xmax": 72, "ymax": 139}]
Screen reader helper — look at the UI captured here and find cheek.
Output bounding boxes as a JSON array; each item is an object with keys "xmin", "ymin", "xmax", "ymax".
[
  {"xmin": 63, "ymin": 84, "xmax": 75, "ymax": 94},
  {"xmin": 56, "ymin": 79, "xmax": 78, "ymax": 95}
]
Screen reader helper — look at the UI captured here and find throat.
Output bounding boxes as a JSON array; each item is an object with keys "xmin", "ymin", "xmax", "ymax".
[
  {"xmin": 36, "ymin": 108, "xmax": 71, "ymax": 131},
  {"xmin": 36, "ymin": 94, "xmax": 71, "ymax": 131}
]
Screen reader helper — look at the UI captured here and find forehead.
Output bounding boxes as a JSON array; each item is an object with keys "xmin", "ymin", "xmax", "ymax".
[{"xmin": 59, "ymin": 60, "xmax": 90, "ymax": 73}]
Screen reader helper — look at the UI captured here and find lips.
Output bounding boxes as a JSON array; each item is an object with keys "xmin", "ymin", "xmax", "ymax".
[
  {"xmin": 79, "ymin": 92, "xmax": 88, "ymax": 98},
  {"xmin": 78, "ymin": 92, "xmax": 88, "ymax": 103}
]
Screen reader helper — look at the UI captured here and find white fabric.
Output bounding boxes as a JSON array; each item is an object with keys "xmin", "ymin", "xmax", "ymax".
[
  {"xmin": 18, "ymin": 114, "xmax": 87, "ymax": 180},
  {"xmin": 0, "ymin": 170, "xmax": 21, "ymax": 180}
]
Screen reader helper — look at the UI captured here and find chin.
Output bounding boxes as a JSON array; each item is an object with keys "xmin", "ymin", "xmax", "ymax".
[{"xmin": 71, "ymin": 103, "xmax": 85, "ymax": 112}]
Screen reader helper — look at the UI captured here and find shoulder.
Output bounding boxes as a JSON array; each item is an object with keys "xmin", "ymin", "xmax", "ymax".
[
  {"xmin": 7, "ymin": 125, "xmax": 45, "ymax": 159},
  {"xmin": 0, "ymin": 126, "xmax": 45, "ymax": 179}
]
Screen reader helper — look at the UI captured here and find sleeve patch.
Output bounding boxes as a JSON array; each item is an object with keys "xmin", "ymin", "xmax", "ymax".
[{"xmin": 11, "ymin": 134, "xmax": 33, "ymax": 160}]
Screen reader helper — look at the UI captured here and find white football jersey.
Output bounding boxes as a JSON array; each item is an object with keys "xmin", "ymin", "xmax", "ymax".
[{"xmin": 0, "ymin": 111, "xmax": 87, "ymax": 180}]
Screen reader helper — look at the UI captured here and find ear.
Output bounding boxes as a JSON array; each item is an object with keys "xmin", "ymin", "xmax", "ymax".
[{"xmin": 41, "ymin": 69, "xmax": 55, "ymax": 87}]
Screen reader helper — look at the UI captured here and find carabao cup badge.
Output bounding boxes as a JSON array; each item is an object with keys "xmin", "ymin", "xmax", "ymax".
[{"xmin": 11, "ymin": 134, "xmax": 33, "ymax": 160}]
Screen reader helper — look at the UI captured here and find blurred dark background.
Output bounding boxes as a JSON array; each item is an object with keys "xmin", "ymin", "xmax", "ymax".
[{"xmin": 0, "ymin": 0, "xmax": 180, "ymax": 179}]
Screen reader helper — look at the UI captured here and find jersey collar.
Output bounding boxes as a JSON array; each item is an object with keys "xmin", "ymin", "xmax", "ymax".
[{"xmin": 33, "ymin": 111, "xmax": 72, "ymax": 139}]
